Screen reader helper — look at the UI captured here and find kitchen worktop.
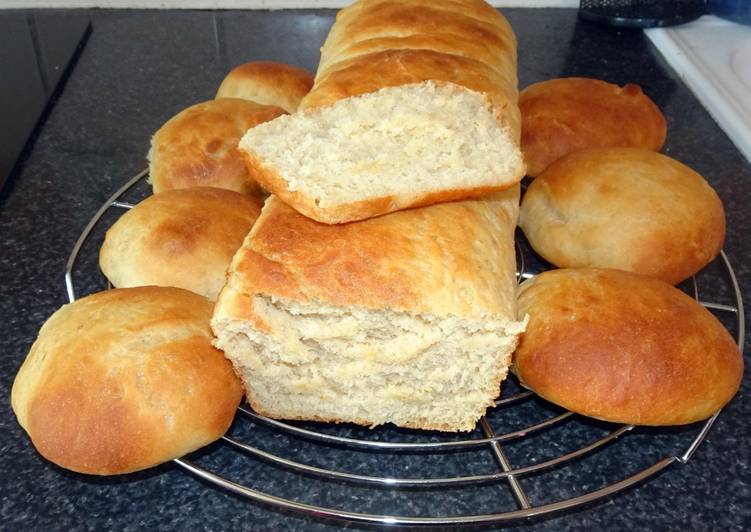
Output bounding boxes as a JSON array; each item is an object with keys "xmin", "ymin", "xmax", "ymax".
[{"xmin": 0, "ymin": 8, "xmax": 749, "ymax": 531}]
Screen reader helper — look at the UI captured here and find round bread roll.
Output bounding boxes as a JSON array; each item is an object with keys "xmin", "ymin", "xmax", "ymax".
[
  {"xmin": 520, "ymin": 77, "xmax": 667, "ymax": 176},
  {"xmin": 515, "ymin": 268, "xmax": 743, "ymax": 426},
  {"xmin": 519, "ymin": 148, "xmax": 725, "ymax": 285},
  {"xmin": 148, "ymin": 98, "xmax": 286, "ymax": 195},
  {"xmin": 11, "ymin": 287, "xmax": 244, "ymax": 475},
  {"xmin": 99, "ymin": 187, "xmax": 263, "ymax": 300},
  {"xmin": 215, "ymin": 61, "xmax": 314, "ymax": 113}
]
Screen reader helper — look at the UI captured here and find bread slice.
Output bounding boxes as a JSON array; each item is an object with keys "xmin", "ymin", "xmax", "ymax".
[
  {"xmin": 239, "ymin": 82, "xmax": 524, "ymax": 224},
  {"xmin": 212, "ymin": 188, "xmax": 526, "ymax": 432}
]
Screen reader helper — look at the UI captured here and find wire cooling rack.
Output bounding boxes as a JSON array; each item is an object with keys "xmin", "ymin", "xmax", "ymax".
[{"xmin": 65, "ymin": 169, "xmax": 745, "ymax": 526}]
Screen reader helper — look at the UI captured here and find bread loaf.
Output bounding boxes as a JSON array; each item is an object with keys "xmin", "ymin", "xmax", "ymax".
[
  {"xmin": 212, "ymin": 187, "xmax": 526, "ymax": 431},
  {"xmin": 11, "ymin": 287, "xmax": 243, "ymax": 475},
  {"xmin": 520, "ymin": 77, "xmax": 666, "ymax": 177},
  {"xmin": 148, "ymin": 98, "xmax": 285, "ymax": 195},
  {"xmin": 519, "ymin": 148, "xmax": 725, "ymax": 285},
  {"xmin": 99, "ymin": 187, "xmax": 263, "ymax": 300},
  {"xmin": 514, "ymin": 269, "xmax": 743, "ymax": 425},
  {"xmin": 215, "ymin": 61, "xmax": 314, "ymax": 113},
  {"xmin": 238, "ymin": 0, "xmax": 525, "ymax": 224}
]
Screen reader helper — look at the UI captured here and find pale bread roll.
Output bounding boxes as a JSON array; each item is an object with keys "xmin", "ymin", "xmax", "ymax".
[
  {"xmin": 519, "ymin": 148, "xmax": 725, "ymax": 285},
  {"xmin": 520, "ymin": 77, "xmax": 666, "ymax": 177},
  {"xmin": 11, "ymin": 287, "xmax": 244, "ymax": 475},
  {"xmin": 99, "ymin": 187, "xmax": 263, "ymax": 300},
  {"xmin": 148, "ymin": 98, "xmax": 285, "ymax": 195},
  {"xmin": 212, "ymin": 188, "xmax": 526, "ymax": 432},
  {"xmin": 237, "ymin": 0, "xmax": 524, "ymax": 224},
  {"xmin": 514, "ymin": 269, "xmax": 743, "ymax": 425},
  {"xmin": 215, "ymin": 61, "xmax": 314, "ymax": 113}
]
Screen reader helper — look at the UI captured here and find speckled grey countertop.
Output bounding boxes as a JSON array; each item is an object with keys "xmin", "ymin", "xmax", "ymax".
[{"xmin": 0, "ymin": 8, "xmax": 749, "ymax": 531}]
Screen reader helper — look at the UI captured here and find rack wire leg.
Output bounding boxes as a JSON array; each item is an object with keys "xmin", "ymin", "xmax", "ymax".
[{"xmin": 480, "ymin": 417, "xmax": 531, "ymax": 509}]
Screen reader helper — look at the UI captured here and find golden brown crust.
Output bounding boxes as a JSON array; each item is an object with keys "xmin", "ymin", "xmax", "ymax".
[
  {"xmin": 301, "ymin": 50, "xmax": 520, "ymax": 143},
  {"xmin": 148, "ymin": 98, "xmax": 286, "ymax": 195},
  {"xmin": 519, "ymin": 148, "xmax": 726, "ymax": 285},
  {"xmin": 319, "ymin": 0, "xmax": 516, "ymax": 75},
  {"xmin": 99, "ymin": 188, "xmax": 263, "ymax": 300},
  {"xmin": 11, "ymin": 287, "xmax": 243, "ymax": 475},
  {"xmin": 301, "ymin": 0, "xmax": 519, "ymax": 133},
  {"xmin": 515, "ymin": 269, "xmax": 743, "ymax": 426},
  {"xmin": 215, "ymin": 61, "xmax": 314, "ymax": 113},
  {"xmin": 520, "ymin": 77, "xmax": 667, "ymax": 176},
  {"xmin": 215, "ymin": 188, "xmax": 521, "ymax": 324}
]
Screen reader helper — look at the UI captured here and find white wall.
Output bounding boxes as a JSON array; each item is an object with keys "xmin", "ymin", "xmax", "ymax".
[{"xmin": 0, "ymin": 0, "xmax": 578, "ymax": 8}]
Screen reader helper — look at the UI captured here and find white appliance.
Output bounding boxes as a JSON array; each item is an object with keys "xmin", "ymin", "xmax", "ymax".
[{"xmin": 646, "ymin": 15, "xmax": 751, "ymax": 162}]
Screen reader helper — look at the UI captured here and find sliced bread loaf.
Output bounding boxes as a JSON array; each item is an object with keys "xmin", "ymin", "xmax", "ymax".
[{"xmin": 211, "ymin": 188, "xmax": 526, "ymax": 431}]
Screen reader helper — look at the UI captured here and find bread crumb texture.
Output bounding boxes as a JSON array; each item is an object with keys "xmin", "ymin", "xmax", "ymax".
[{"xmin": 240, "ymin": 83, "xmax": 524, "ymax": 223}]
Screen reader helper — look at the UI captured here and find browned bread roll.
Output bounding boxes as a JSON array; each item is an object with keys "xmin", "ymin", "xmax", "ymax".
[
  {"xmin": 515, "ymin": 269, "xmax": 743, "ymax": 426},
  {"xmin": 212, "ymin": 188, "xmax": 526, "ymax": 432},
  {"xmin": 520, "ymin": 77, "xmax": 667, "ymax": 177},
  {"xmin": 215, "ymin": 61, "xmax": 314, "ymax": 113},
  {"xmin": 11, "ymin": 287, "xmax": 244, "ymax": 475},
  {"xmin": 237, "ymin": 0, "xmax": 524, "ymax": 224},
  {"xmin": 148, "ymin": 98, "xmax": 285, "ymax": 195},
  {"xmin": 99, "ymin": 187, "xmax": 263, "ymax": 300},
  {"xmin": 314, "ymin": 0, "xmax": 517, "ymax": 85},
  {"xmin": 519, "ymin": 148, "xmax": 725, "ymax": 285}
]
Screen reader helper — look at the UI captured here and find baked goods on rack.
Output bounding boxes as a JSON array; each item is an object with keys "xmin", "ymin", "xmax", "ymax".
[
  {"xmin": 513, "ymin": 268, "xmax": 743, "ymax": 425},
  {"xmin": 99, "ymin": 187, "xmax": 263, "ymax": 300},
  {"xmin": 148, "ymin": 98, "xmax": 285, "ymax": 195},
  {"xmin": 212, "ymin": 188, "xmax": 526, "ymax": 432},
  {"xmin": 518, "ymin": 147, "xmax": 725, "ymax": 285},
  {"xmin": 215, "ymin": 61, "xmax": 314, "ymax": 113},
  {"xmin": 149, "ymin": 61, "xmax": 314, "ymax": 195},
  {"xmin": 519, "ymin": 77, "xmax": 666, "ymax": 177},
  {"xmin": 11, "ymin": 287, "xmax": 243, "ymax": 475}
]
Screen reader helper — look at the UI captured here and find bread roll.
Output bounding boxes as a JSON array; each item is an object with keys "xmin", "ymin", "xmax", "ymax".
[
  {"xmin": 148, "ymin": 98, "xmax": 285, "ymax": 195},
  {"xmin": 238, "ymin": 0, "xmax": 524, "ymax": 224},
  {"xmin": 514, "ymin": 269, "xmax": 743, "ymax": 426},
  {"xmin": 215, "ymin": 61, "xmax": 314, "ymax": 113},
  {"xmin": 520, "ymin": 77, "xmax": 666, "ymax": 177},
  {"xmin": 11, "ymin": 287, "xmax": 243, "ymax": 475},
  {"xmin": 212, "ymin": 188, "xmax": 526, "ymax": 432},
  {"xmin": 519, "ymin": 148, "xmax": 725, "ymax": 285},
  {"xmin": 99, "ymin": 187, "xmax": 263, "ymax": 300}
]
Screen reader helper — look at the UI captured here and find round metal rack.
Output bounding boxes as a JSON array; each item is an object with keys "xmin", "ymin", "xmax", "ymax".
[{"xmin": 66, "ymin": 169, "xmax": 745, "ymax": 526}]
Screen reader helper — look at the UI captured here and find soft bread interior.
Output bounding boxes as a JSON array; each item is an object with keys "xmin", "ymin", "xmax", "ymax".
[
  {"xmin": 239, "ymin": 82, "xmax": 523, "ymax": 209},
  {"xmin": 213, "ymin": 295, "xmax": 525, "ymax": 432}
]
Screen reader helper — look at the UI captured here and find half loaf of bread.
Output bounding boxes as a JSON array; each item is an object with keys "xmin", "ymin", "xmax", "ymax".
[
  {"xmin": 238, "ymin": 0, "xmax": 525, "ymax": 224},
  {"xmin": 212, "ymin": 188, "xmax": 526, "ymax": 431}
]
